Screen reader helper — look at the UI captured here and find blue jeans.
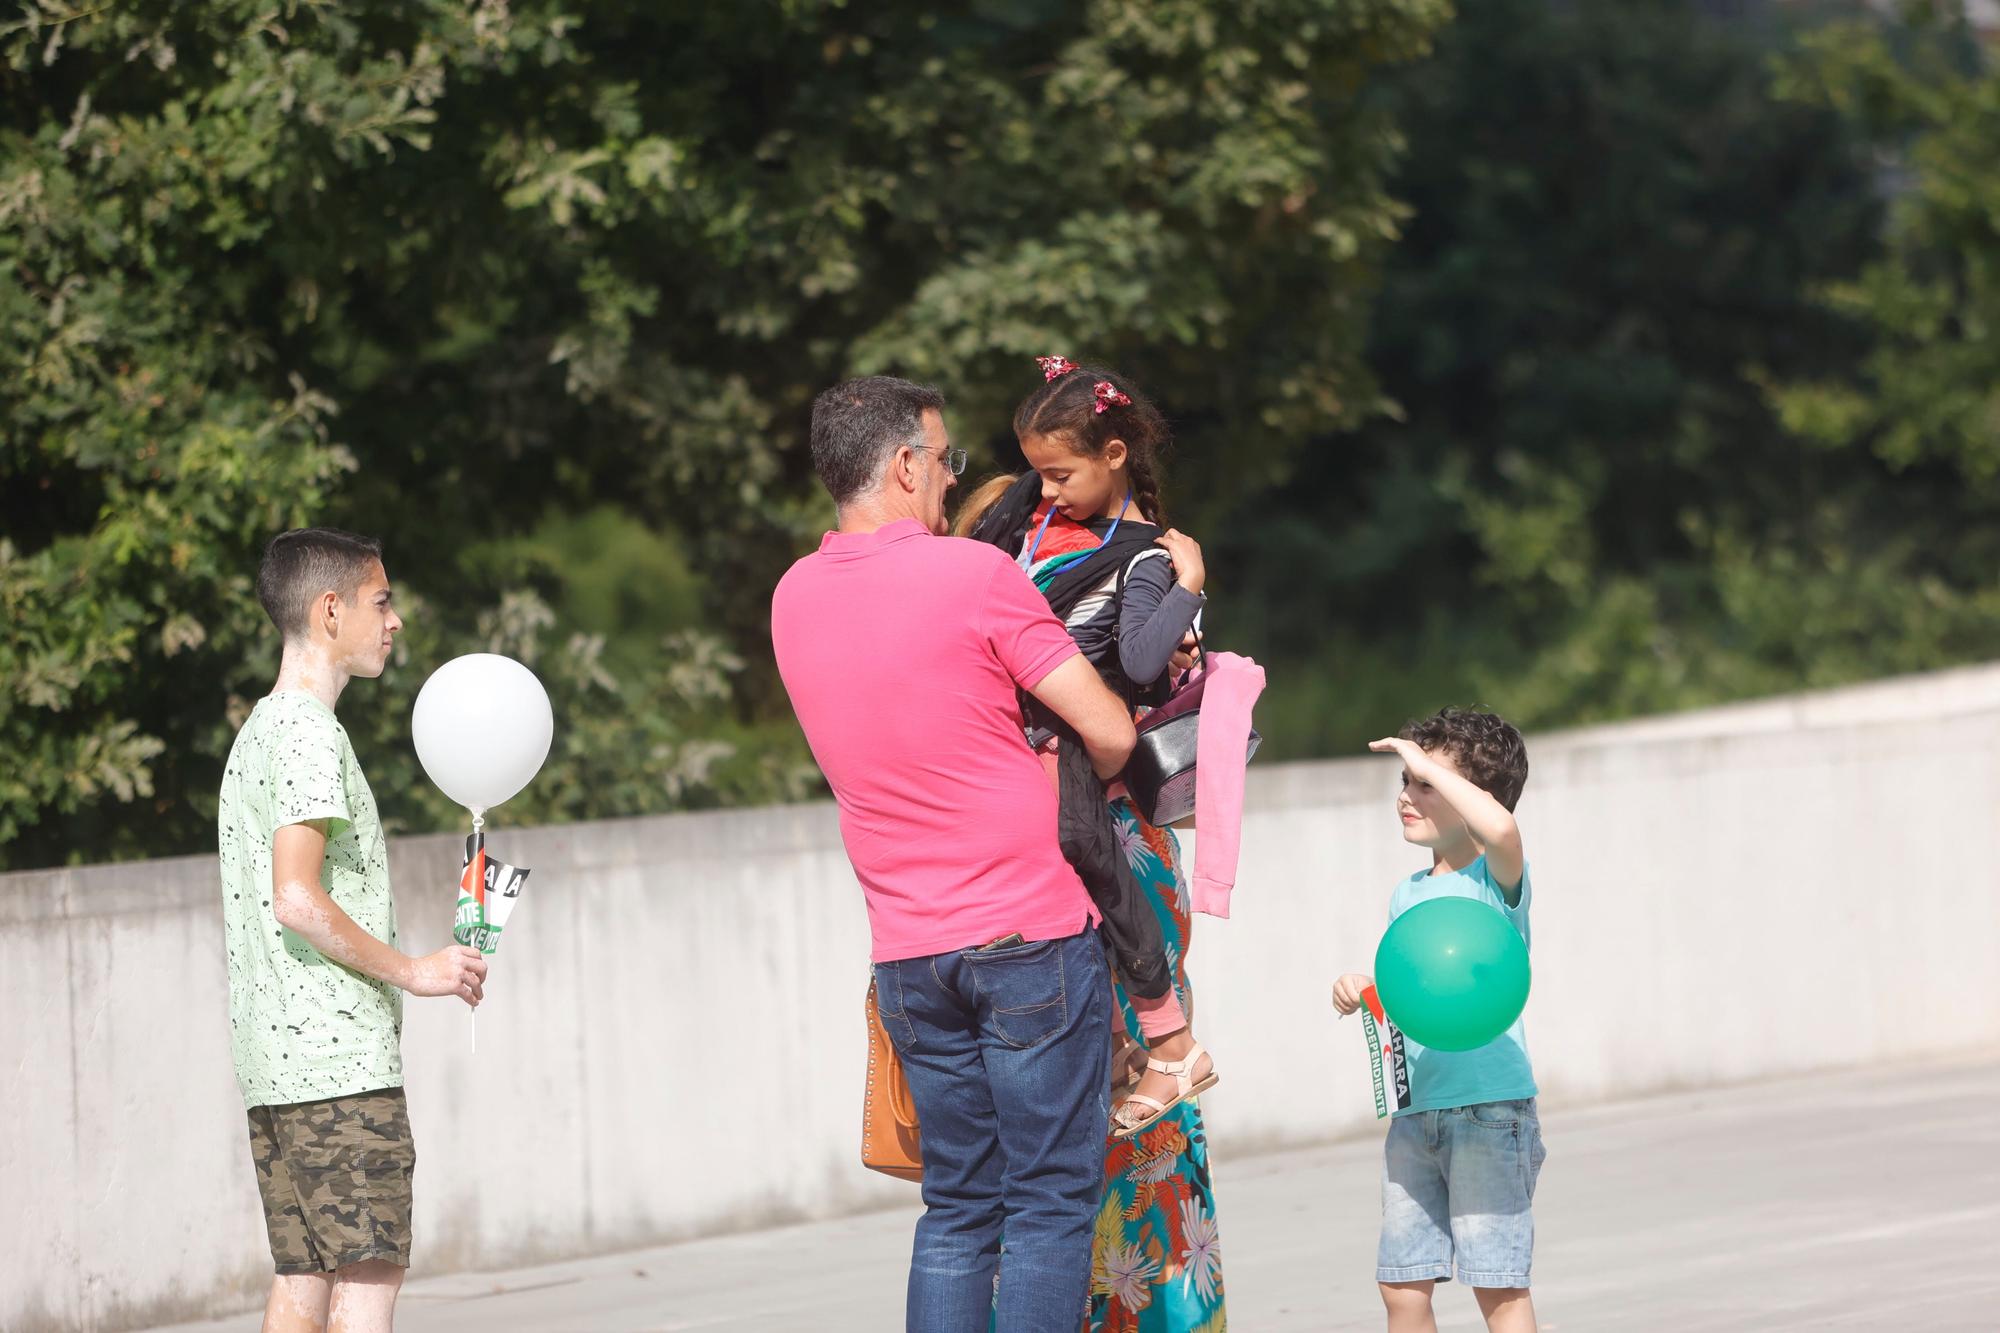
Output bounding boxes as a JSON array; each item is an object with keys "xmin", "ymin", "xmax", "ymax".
[
  {"xmin": 872, "ymin": 928, "xmax": 1113, "ymax": 1333},
  {"xmin": 1379, "ymin": 1098, "xmax": 1547, "ymax": 1288}
]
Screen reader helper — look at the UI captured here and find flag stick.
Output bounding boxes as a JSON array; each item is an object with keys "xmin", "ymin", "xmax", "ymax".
[{"xmin": 468, "ymin": 808, "xmax": 485, "ymax": 1057}]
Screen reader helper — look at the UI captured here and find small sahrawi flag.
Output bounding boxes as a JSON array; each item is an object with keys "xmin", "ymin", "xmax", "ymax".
[
  {"xmin": 1359, "ymin": 985, "xmax": 1412, "ymax": 1119},
  {"xmin": 454, "ymin": 831, "xmax": 529, "ymax": 956}
]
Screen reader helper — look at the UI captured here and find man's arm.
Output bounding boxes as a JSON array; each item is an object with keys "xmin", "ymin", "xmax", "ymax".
[
  {"xmin": 272, "ymin": 821, "xmax": 487, "ymax": 1005},
  {"xmin": 1370, "ymin": 737, "xmax": 1525, "ymax": 892},
  {"xmin": 1029, "ymin": 656, "xmax": 1138, "ymax": 781}
]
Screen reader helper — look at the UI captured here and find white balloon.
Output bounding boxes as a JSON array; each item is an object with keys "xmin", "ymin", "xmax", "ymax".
[{"xmin": 411, "ymin": 654, "xmax": 554, "ymax": 814}]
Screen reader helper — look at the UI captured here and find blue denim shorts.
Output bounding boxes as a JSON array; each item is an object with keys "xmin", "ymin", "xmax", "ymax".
[{"xmin": 1378, "ymin": 1098, "xmax": 1546, "ymax": 1288}]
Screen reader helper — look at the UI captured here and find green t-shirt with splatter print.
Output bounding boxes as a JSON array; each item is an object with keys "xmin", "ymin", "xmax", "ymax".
[{"xmin": 217, "ymin": 691, "xmax": 402, "ymax": 1109}]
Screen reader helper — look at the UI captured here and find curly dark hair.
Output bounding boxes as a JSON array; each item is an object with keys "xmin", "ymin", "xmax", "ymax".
[{"xmin": 1400, "ymin": 707, "xmax": 1529, "ymax": 811}]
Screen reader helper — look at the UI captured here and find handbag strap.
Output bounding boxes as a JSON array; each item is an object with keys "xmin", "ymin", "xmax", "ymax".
[
  {"xmin": 867, "ymin": 978, "xmax": 919, "ymax": 1129},
  {"xmin": 1023, "ymin": 491, "xmax": 1131, "ymax": 574}
]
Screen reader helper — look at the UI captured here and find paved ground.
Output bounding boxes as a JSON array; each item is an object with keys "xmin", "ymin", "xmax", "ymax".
[{"xmin": 154, "ymin": 1053, "xmax": 2000, "ymax": 1332}]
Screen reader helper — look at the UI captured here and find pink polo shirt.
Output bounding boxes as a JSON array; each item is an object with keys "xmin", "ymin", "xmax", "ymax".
[{"xmin": 771, "ymin": 519, "xmax": 1099, "ymax": 962}]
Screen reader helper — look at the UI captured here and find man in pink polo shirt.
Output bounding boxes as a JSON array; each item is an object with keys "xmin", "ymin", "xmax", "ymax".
[{"xmin": 773, "ymin": 376, "xmax": 1136, "ymax": 1332}]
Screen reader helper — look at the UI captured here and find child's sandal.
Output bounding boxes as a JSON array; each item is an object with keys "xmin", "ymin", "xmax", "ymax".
[{"xmin": 1111, "ymin": 1042, "xmax": 1218, "ymax": 1140}]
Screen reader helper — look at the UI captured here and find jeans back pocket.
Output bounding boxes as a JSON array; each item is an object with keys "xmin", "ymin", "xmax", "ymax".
[{"xmin": 964, "ymin": 937, "xmax": 1069, "ymax": 1049}]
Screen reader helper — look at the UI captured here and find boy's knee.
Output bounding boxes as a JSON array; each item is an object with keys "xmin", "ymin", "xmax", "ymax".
[
  {"xmin": 1380, "ymin": 1278, "xmax": 1435, "ymax": 1309},
  {"xmin": 1472, "ymin": 1284, "xmax": 1537, "ymax": 1332},
  {"xmin": 273, "ymin": 1272, "xmax": 334, "ymax": 1294},
  {"xmin": 332, "ymin": 1257, "xmax": 405, "ymax": 1289},
  {"xmin": 268, "ymin": 1270, "xmax": 333, "ymax": 1319}
]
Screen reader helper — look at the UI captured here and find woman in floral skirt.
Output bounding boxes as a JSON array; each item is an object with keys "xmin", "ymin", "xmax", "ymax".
[{"xmin": 961, "ymin": 358, "xmax": 1228, "ymax": 1330}]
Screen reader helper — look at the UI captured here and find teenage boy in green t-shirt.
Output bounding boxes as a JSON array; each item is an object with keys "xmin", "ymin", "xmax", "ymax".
[
  {"xmin": 1333, "ymin": 707, "xmax": 1545, "ymax": 1333},
  {"xmin": 218, "ymin": 528, "xmax": 485, "ymax": 1333}
]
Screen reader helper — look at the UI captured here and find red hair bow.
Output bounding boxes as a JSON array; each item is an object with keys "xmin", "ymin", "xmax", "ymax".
[
  {"xmin": 1037, "ymin": 355, "xmax": 1078, "ymax": 382},
  {"xmin": 1092, "ymin": 381, "xmax": 1132, "ymax": 414}
]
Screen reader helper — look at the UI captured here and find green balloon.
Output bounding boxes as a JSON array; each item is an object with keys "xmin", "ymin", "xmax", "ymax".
[{"xmin": 1374, "ymin": 897, "xmax": 1531, "ymax": 1052}]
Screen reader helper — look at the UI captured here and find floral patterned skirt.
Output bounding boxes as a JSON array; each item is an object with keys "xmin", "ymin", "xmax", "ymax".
[{"xmin": 1090, "ymin": 799, "xmax": 1226, "ymax": 1332}]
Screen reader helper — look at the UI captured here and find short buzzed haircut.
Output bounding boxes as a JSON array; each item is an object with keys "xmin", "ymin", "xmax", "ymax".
[
  {"xmin": 1402, "ymin": 707, "xmax": 1530, "ymax": 811},
  {"xmin": 256, "ymin": 528, "xmax": 384, "ymax": 639},
  {"xmin": 809, "ymin": 376, "xmax": 947, "ymax": 505}
]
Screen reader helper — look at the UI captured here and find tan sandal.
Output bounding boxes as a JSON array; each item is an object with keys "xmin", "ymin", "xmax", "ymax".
[{"xmin": 1111, "ymin": 1042, "xmax": 1218, "ymax": 1140}]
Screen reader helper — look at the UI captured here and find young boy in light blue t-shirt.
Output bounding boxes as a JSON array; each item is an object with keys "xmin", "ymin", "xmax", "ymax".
[{"xmin": 1334, "ymin": 706, "xmax": 1545, "ymax": 1333}]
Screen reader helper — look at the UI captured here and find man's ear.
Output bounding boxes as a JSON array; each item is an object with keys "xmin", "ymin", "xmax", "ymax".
[
  {"xmin": 895, "ymin": 446, "xmax": 920, "ymax": 495},
  {"xmin": 316, "ymin": 589, "xmax": 341, "ymax": 640}
]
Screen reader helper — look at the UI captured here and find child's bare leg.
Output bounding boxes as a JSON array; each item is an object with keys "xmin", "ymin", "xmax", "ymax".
[
  {"xmin": 1115, "ymin": 981, "xmax": 1217, "ymax": 1129},
  {"xmin": 1141, "ymin": 1025, "xmax": 1211, "ymax": 1078},
  {"xmin": 262, "ymin": 1273, "xmax": 332, "ymax": 1333},
  {"xmin": 1380, "ymin": 1279, "xmax": 1438, "ymax": 1333},
  {"xmin": 326, "ymin": 1259, "xmax": 404, "ymax": 1333},
  {"xmin": 1473, "ymin": 1285, "xmax": 1535, "ymax": 1333}
]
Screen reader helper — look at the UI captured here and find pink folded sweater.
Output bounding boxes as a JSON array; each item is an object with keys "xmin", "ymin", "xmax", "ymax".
[{"xmin": 1189, "ymin": 651, "xmax": 1265, "ymax": 918}]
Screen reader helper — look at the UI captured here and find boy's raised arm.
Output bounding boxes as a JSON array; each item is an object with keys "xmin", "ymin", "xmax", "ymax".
[
  {"xmin": 1370, "ymin": 737, "xmax": 1525, "ymax": 893},
  {"xmin": 271, "ymin": 821, "xmax": 487, "ymax": 1004}
]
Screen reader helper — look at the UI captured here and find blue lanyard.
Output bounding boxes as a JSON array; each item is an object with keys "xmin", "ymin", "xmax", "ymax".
[{"xmin": 1022, "ymin": 491, "xmax": 1132, "ymax": 572}]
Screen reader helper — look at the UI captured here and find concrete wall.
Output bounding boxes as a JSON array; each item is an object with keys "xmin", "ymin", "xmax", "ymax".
[{"xmin": 6, "ymin": 664, "xmax": 2000, "ymax": 1331}]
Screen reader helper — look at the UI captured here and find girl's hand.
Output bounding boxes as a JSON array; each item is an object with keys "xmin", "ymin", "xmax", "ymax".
[
  {"xmin": 1156, "ymin": 529, "xmax": 1205, "ymax": 594},
  {"xmin": 1332, "ymin": 973, "xmax": 1373, "ymax": 1016}
]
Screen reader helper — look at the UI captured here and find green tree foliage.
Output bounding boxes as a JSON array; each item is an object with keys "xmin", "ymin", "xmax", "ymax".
[
  {"xmin": 1223, "ymin": 0, "xmax": 1963, "ymax": 755},
  {"xmin": 1767, "ymin": 3, "xmax": 2000, "ymax": 623},
  {"xmin": 0, "ymin": 0, "xmax": 1448, "ymax": 868}
]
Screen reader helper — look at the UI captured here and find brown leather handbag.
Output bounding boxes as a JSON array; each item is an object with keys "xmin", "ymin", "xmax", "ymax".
[{"xmin": 862, "ymin": 979, "xmax": 923, "ymax": 1182}]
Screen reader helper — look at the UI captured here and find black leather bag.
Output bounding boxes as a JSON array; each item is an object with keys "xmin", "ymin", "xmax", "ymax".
[{"xmin": 1123, "ymin": 652, "xmax": 1261, "ymax": 828}]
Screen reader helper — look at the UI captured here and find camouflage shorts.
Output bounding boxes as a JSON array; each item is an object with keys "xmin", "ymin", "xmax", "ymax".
[{"xmin": 247, "ymin": 1086, "xmax": 415, "ymax": 1274}]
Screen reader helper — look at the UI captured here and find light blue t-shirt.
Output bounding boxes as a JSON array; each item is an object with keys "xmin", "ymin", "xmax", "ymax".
[{"xmin": 1387, "ymin": 854, "xmax": 1537, "ymax": 1116}]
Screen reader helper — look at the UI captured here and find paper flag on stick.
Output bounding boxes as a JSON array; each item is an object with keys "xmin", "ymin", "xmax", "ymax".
[
  {"xmin": 453, "ymin": 830, "xmax": 529, "ymax": 1055},
  {"xmin": 454, "ymin": 831, "xmax": 529, "ymax": 956},
  {"xmin": 1358, "ymin": 984, "xmax": 1412, "ymax": 1120}
]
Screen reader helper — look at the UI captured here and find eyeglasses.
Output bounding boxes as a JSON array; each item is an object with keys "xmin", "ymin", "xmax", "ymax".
[{"xmin": 914, "ymin": 444, "xmax": 968, "ymax": 477}]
